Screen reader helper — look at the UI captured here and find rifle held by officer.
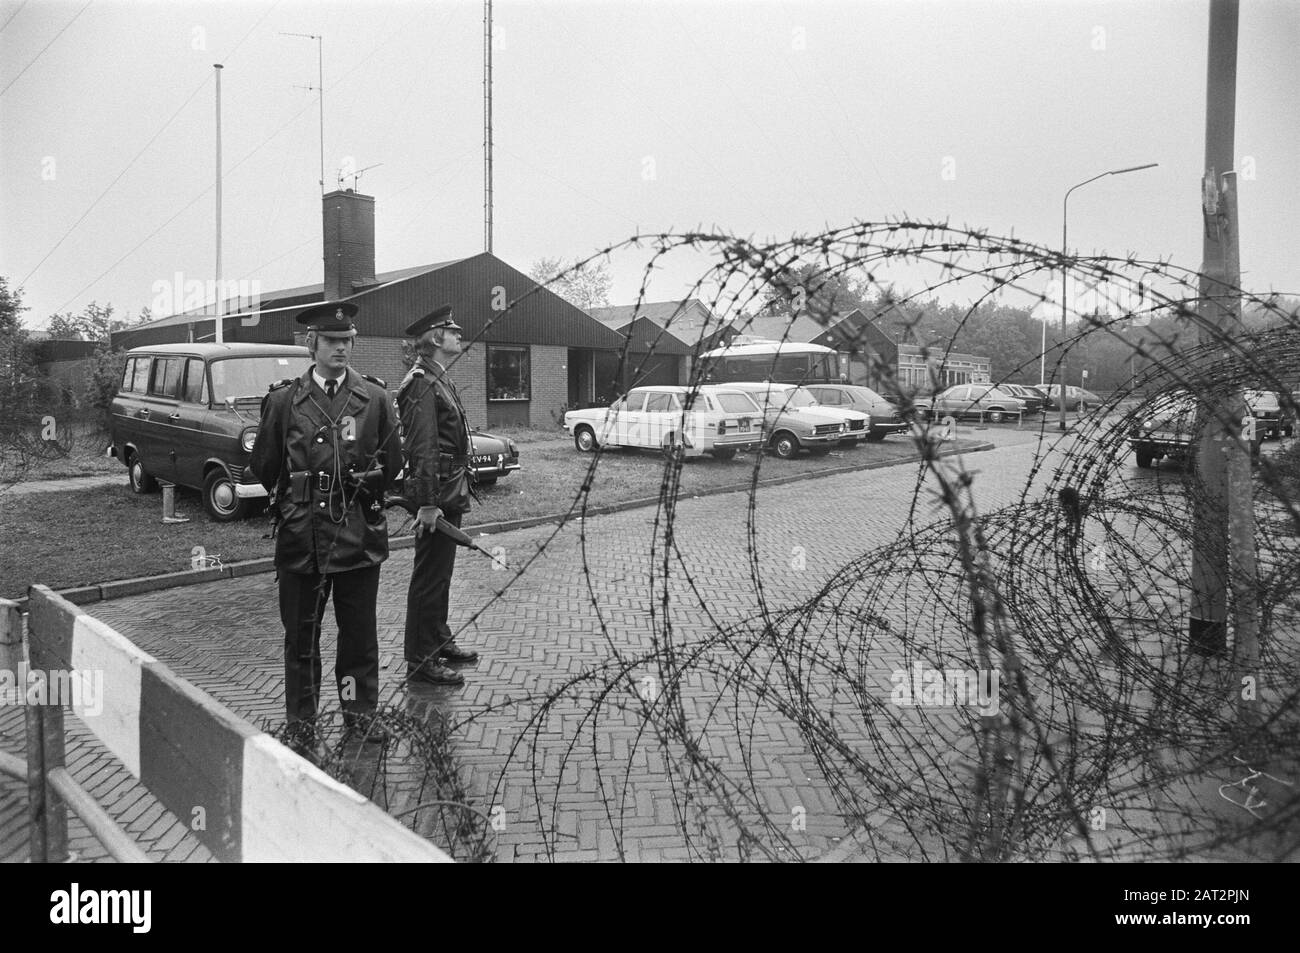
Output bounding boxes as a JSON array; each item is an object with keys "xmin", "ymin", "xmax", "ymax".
[{"xmin": 384, "ymin": 493, "xmax": 502, "ymax": 564}]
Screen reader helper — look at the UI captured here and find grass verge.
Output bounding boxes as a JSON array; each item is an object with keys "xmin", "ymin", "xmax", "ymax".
[{"xmin": 1, "ymin": 427, "xmax": 983, "ymax": 598}]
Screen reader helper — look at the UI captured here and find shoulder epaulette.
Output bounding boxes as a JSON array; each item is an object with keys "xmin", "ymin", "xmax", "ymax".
[
  {"xmin": 362, "ymin": 373, "xmax": 387, "ymax": 389},
  {"xmin": 268, "ymin": 378, "xmax": 295, "ymax": 392},
  {"xmin": 398, "ymin": 366, "xmax": 425, "ymax": 392}
]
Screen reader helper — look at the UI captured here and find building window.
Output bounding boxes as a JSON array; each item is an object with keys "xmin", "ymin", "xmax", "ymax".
[{"xmin": 487, "ymin": 345, "xmax": 530, "ymax": 401}]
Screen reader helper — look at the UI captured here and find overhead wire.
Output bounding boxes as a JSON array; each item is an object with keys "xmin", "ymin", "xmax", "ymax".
[
  {"xmin": 0, "ymin": 0, "xmax": 90, "ymax": 97},
  {"xmin": 0, "ymin": 1, "xmax": 29, "ymax": 35},
  {"xmin": 44, "ymin": 1, "xmax": 434, "ymax": 317},
  {"xmin": 22, "ymin": 0, "xmax": 284, "ymax": 307}
]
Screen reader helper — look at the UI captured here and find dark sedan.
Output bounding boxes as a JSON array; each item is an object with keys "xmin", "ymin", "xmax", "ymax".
[
  {"xmin": 1000, "ymin": 384, "xmax": 1045, "ymax": 415},
  {"xmin": 804, "ymin": 383, "xmax": 910, "ymax": 440},
  {"xmin": 468, "ymin": 428, "xmax": 521, "ymax": 484},
  {"xmin": 1127, "ymin": 390, "xmax": 1261, "ymax": 468}
]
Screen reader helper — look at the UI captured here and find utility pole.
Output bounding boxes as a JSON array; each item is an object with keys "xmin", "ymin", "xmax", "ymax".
[
  {"xmin": 483, "ymin": 0, "xmax": 494, "ymax": 254},
  {"xmin": 1188, "ymin": 0, "xmax": 1239, "ymax": 655},
  {"xmin": 214, "ymin": 63, "xmax": 224, "ymax": 345},
  {"xmin": 1218, "ymin": 173, "xmax": 1260, "ymax": 713}
]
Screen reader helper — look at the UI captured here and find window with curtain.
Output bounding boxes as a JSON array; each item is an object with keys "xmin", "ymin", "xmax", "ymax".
[{"xmin": 487, "ymin": 345, "xmax": 530, "ymax": 401}]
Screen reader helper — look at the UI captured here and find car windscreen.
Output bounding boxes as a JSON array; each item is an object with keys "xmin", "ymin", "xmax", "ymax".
[
  {"xmin": 713, "ymin": 392, "xmax": 761, "ymax": 414},
  {"xmin": 209, "ymin": 356, "xmax": 305, "ymax": 402},
  {"xmin": 785, "ymin": 388, "xmax": 818, "ymax": 408}
]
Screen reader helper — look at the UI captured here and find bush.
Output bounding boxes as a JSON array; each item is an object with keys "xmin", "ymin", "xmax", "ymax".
[{"xmin": 85, "ymin": 347, "xmax": 127, "ymax": 426}]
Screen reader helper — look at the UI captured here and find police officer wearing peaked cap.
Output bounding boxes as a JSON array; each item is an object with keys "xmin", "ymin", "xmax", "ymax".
[
  {"xmin": 251, "ymin": 300, "xmax": 402, "ymax": 751},
  {"xmin": 398, "ymin": 304, "xmax": 479, "ymax": 687}
]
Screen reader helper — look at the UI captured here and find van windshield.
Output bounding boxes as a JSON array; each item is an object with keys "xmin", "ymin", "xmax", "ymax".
[{"xmin": 210, "ymin": 356, "xmax": 306, "ymax": 402}]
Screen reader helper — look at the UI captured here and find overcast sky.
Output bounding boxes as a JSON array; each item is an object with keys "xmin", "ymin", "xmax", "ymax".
[{"xmin": 2, "ymin": 0, "xmax": 1297, "ymax": 331}]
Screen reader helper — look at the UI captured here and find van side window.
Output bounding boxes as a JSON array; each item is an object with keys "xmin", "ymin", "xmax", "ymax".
[
  {"xmin": 122, "ymin": 356, "xmax": 150, "ymax": 394},
  {"xmin": 150, "ymin": 357, "xmax": 182, "ymax": 398},
  {"xmin": 182, "ymin": 358, "xmax": 206, "ymax": 404}
]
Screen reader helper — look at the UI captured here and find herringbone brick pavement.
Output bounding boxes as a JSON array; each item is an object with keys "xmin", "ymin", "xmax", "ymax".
[{"xmin": 5, "ymin": 426, "xmax": 1066, "ymax": 862}]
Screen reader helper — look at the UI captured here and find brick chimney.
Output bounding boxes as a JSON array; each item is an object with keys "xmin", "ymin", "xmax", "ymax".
[{"xmin": 322, "ymin": 189, "xmax": 376, "ymax": 301}]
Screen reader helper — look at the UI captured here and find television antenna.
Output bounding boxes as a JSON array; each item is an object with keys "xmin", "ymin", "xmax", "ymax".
[{"xmin": 338, "ymin": 162, "xmax": 382, "ymax": 191}]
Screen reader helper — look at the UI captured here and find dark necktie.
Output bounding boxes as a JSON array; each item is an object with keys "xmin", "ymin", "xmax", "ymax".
[{"xmin": 325, "ymin": 379, "xmax": 337, "ymax": 400}]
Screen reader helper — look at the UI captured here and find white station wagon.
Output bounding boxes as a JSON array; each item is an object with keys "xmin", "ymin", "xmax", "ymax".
[{"xmin": 563, "ymin": 385, "xmax": 765, "ymax": 460}]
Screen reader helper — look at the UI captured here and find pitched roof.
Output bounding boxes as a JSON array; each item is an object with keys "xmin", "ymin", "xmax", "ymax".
[
  {"xmin": 128, "ymin": 260, "xmax": 463, "ymax": 333},
  {"xmin": 112, "ymin": 253, "xmax": 629, "ymax": 352},
  {"xmin": 587, "ymin": 299, "xmax": 731, "ymax": 346},
  {"xmin": 734, "ymin": 309, "xmax": 891, "ymax": 344}
]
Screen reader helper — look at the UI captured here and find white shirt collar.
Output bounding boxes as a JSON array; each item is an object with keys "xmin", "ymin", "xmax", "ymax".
[{"xmin": 313, "ymin": 368, "xmax": 346, "ymax": 393}]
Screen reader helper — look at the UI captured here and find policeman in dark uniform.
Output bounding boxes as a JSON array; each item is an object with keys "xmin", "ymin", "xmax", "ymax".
[
  {"xmin": 399, "ymin": 304, "xmax": 479, "ymax": 687},
  {"xmin": 251, "ymin": 301, "xmax": 402, "ymax": 746}
]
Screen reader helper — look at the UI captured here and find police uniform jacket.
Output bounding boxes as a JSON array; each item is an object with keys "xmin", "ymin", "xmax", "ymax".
[
  {"xmin": 397, "ymin": 357, "xmax": 472, "ymax": 514},
  {"xmin": 251, "ymin": 366, "xmax": 402, "ymax": 574}
]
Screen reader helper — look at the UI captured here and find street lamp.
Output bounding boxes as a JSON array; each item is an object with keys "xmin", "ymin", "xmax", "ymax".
[{"xmin": 1057, "ymin": 162, "xmax": 1158, "ymax": 431}]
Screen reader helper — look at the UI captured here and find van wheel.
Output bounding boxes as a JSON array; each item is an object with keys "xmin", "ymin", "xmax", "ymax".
[
  {"xmin": 128, "ymin": 454, "xmax": 158, "ymax": 494},
  {"xmin": 203, "ymin": 468, "xmax": 249, "ymax": 522},
  {"xmin": 770, "ymin": 432, "xmax": 800, "ymax": 459},
  {"xmin": 574, "ymin": 426, "xmax": 597, "ymax": 452}
]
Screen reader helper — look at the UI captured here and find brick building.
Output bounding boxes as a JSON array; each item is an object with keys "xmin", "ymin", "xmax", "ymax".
[
  {"xmin": 111, "ymin": 190, "xmax": 626, "ymax": 429},
  {"xmin": 587, "ymin": 299, "xmax": 741, "ymax": 390}
]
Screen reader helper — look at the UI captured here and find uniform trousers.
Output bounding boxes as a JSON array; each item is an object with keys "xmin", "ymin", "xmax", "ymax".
[
  {"xmin": 404, "ymin": 509, "xmax": 462, "ymax": 670},
  {"xmin": 278, "ymin": 565, "xmax": 381, "ymax": 723}
]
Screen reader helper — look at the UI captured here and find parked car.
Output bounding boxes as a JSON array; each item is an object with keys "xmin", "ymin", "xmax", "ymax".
[
  {"xmin": 563, "ymin": 385, "xmax": 765, "ymax": 460},
  {"xmin": 1245, "ymin": 389, "xmax": 1295, "ymax": 439},
  {"xmin": 804, "ymin": 383, "xmax": 909, "ymax": 441},
  {"xmin": 751, "ymin": 382, "xmax": 868, "ymax": 446},
  {"xmin": 724, "ymin": 382, "xmax": 851, "ymax": 458},
  {"xmin": 919, "ymin": 384, "xmax": 1026, "ymax": 423},
  {"xmin": 1039, "ymin": 384, "xmax": 1102, "ymax": 411},
  {"xmin": 999, "ymin": 384, "xmax": 1045, "ymax": 415},
  {"xmin": 1127, "ymin": 390, "xmax": 1262, "ymax": 469},
  {"xmin": 466, "ymin": 428, "xmax": 521, "ymax": 484},
  {"xmin": 109, "ymin": 343, "xmax": 309, "ymax": 521}
]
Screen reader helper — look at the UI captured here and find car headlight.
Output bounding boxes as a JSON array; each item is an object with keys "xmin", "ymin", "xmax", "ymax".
[
  {"xmin": 506, "ymin": 438, "xmax": 518, "ymax": 454},
  {"xmin": 241, "ymin": 428, "xmax": 258, "ymax": 452}
]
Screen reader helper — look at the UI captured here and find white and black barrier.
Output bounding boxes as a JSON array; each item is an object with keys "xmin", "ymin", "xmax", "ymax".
[{"xmin": 2, "ymin": 587, "xmax": 449, "ymax": 863}]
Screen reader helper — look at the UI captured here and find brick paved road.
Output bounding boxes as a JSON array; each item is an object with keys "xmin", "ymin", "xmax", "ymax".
[{"xmin": 3, "ymin": 422, "xmax": 1089, "ymax": 862}]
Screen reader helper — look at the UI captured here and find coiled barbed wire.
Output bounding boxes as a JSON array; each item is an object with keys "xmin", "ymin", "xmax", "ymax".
[{"xmin": 309, "ymin": 221, "xmax": 1300, "ymax": 862}]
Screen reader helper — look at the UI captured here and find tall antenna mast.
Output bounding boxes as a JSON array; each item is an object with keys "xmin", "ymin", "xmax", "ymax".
[
  {"xmin": 280, "ymin": 32, "xmax": 325, "ymax": 194},
  {"xmin": 483, "ymin": 0, "xmax": 493, "ymax": 253}
]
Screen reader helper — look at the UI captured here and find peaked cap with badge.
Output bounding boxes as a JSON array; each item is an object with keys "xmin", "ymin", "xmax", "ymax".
[
  {"xmin": 298, "ymin": 300, "xmax": 359, "ymax": 336},
  {"xmin": 404, "ymin": 304, "xmax": 462, "ymax": 338}
]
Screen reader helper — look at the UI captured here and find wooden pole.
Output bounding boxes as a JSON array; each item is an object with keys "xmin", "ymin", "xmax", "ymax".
[
  {"xmin": 1188, "ymin": 0, "xmax": 1238, "ymax": 655},
  {"xmin": 1218, "ymin": 173, "xmax": 1260, "ymax": 728}
]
